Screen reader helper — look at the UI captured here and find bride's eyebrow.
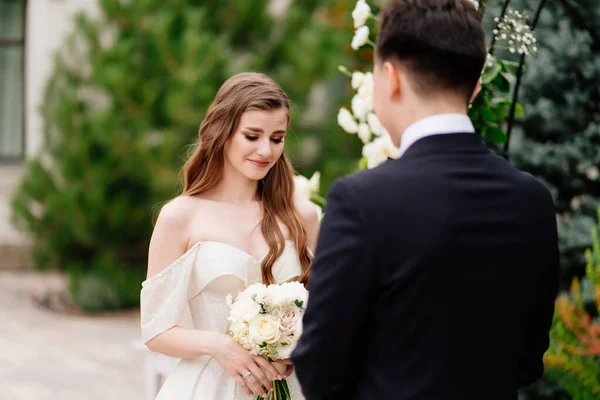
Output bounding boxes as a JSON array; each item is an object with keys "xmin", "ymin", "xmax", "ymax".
[{"xmin": 243, "ymin": 127, "xmax": 287, "ymax": 135}]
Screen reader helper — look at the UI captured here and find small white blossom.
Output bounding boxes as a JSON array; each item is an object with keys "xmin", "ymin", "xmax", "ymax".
[
  {"xmin": 293, "ymin": 172, "xmax": 321, "ymax": 200},
  {"xmin": 571, "ymin": 196, "xmax": 582, "ymax": 210},
  {"xmin": 367, "ymin": 113, "xmax": 384, "ymax": 136},
  {"xmin": 351, "ymin": 71, "xmax": 366, "ymax": 89},
  {"xmin": 351, "ymin": 94, "xmax": 370, "ymax": 121},
  {"xmin": 362, "ymin": 133, "xmax": 399, "ymax": 168},
  {"xmin": 337, "ymin": 107, "xmax": 359, "ymax": 133},
  {"xmin": 357, "ymin": 122, "xmax": 372, "ymax": 144},
  {"xmin": 485, "ymin": 53, "xmax": 497, "ymax": 68},
  {"xmin": 494, "ymin": 8, "xmax": 537, "ymax": 56},
  {"xmin": 351, "ymin": 26, "xmax": 370, "ymax": 50},
  {"xmin": 586, "ymin": 166, "xmax": 599, "ymax": 181},
  {"xmin": 357, "ymin": 72, "xmax": 374, "ymax": 109},
  {"xmin": 352, "ymin": 0, "xmax": 371, "ymax": 29}
]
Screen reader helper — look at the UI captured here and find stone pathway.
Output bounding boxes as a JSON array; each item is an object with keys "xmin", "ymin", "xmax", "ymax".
[{"xmin": 0, "ymin": 270, "xmax": 146, "ymax": 400}]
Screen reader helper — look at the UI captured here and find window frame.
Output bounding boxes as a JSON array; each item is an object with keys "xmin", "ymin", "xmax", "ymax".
[{"xmin": 0, "ymin": 0, "xmax": 27, "ymax": 162}]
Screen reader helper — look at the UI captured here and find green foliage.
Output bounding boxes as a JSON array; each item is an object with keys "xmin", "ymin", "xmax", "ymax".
[
  {"xmin": 509, "ymin": 0, "xmax": 600, "ymax": 287},
  {"xmin": 470, "ymin": 59, "xmax": 524, "ymax": 145},
  {"xmin": 11, "ymin": 0, "xmax": 351, "ymax": 311},
  {"xmin": 544, "ymin": 210, "xmax": 600, "ymax": 399}
]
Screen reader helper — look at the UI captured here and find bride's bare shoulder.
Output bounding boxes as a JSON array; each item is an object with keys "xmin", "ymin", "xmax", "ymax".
[
  {"xmin": 147, "ymin": 195, "xmax": 206, "ymax": 278},
  {"xmin": 158, "ymin": 195, "xmax": 203, "ymax": 223},
  {"xmin": 293, "ymin": 195, "xmax": 320, "ymax": 251}
]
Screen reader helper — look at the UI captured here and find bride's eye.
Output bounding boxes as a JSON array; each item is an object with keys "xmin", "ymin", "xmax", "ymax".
[
  {"xmin": 244, "ymin": 135, "xmax": 259, "ymax": 141},
  {"xmin": 271, "ymin": 138, "xmax": 284, "ymax": 144}
]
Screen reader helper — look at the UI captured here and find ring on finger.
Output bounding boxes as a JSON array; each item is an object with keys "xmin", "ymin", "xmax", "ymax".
[{"xmin": 242, "ymin": 371, "xmax": 253, "ymax": 382}]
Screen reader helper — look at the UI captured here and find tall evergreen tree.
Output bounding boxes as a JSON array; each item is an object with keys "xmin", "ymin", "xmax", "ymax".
[
  {"xmin": 11, "ymin": 0, "xmax": 351, "ymax": 311},
  {"xmin": 510, "ymin": 0, "xmax": 600, "ymax": 287}
]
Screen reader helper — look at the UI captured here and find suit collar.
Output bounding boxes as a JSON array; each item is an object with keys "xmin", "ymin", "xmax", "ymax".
[{"xmin": 398, "ymin": 114, "xmax": 475, "ymax": 157}]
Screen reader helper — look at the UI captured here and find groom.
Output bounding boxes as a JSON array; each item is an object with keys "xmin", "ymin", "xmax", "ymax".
[{"xmin": 292, "ymin": 0, "xmax": 559, "ymax": 399}]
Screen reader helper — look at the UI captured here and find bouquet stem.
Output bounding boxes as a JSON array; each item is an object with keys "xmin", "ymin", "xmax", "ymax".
[{"xmin": 258, "ymin": 379, "xmax": 291, "ymax": 400}]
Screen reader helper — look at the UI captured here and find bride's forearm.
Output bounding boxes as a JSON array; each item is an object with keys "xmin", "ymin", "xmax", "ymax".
[{"xmin": 145, "ymin": 326, "xmax": 226, "ymax": 359}]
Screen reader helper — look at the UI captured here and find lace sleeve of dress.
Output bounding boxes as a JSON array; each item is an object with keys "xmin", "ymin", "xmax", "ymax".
[{"xmin": 140, "ymin": 246, "xmax": 199, "ymax": 343}]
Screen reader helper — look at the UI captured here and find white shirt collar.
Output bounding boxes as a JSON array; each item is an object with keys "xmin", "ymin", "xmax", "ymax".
[{"xmin": 398, "ymin": 113, "xmax": 475, "ymax": 157}]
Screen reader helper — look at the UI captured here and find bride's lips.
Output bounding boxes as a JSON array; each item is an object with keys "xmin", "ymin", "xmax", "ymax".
[{"xmin": 248, "ymin": 159, "xmax": 270, "ymax": 168}]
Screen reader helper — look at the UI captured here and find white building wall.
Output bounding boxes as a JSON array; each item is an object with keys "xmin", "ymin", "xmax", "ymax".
[
  {"xmin": 25, "ymin": 0, "xmax": 100, "ymax": 156},
  {"xmin": 0, "ymin": 0, "xmax": 99, "ymax": 266}
]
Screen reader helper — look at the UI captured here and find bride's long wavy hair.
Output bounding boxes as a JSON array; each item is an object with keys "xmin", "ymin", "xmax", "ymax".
[{"xmin": 180, "ymin": 72, "xmax": 312, "ymax": 286}]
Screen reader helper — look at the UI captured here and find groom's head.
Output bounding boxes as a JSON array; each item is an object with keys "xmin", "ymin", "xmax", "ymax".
[{"xmin": 373, "ymin": 0, "xmax": 486, "ymax": 145}]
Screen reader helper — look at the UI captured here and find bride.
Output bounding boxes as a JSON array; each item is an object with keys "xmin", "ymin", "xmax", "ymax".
[{"xmin": 140, "ymin": 72, "xmax": 319, "ymax": 399}]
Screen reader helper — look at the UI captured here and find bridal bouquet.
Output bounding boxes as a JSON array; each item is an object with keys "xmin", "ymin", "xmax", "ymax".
[{"xmin": 226, "ymin": 282, "xmax": 308, "ymax": 400}]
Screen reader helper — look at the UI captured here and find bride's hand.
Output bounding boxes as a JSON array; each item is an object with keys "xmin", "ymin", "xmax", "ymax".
[
  {"xmin": 273, "ymin": 358, "xmax": 294, "ymax": 378},
  {"xmin": 211, "ymin": 334, "xmax": 280, "ymax": 397}
]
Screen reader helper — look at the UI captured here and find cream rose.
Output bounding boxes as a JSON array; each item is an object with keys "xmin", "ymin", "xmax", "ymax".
[
  {"xmin": 249, "ymin": 315, "xmax": 282, "ymax": 344},
  {"xmin": 279, "ymin": 307, "xmax": 302, "ymax": 334}
]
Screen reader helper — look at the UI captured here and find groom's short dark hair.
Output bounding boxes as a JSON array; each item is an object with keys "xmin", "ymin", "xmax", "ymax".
[{"xmin": 376, "ymin": 0, "xmax": 486, "ymax": 103}]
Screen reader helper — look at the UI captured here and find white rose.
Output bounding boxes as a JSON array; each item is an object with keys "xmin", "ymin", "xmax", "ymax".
[
  {"xmin": 228, "ymin": 297, "xmax": 261, "ymax": 322},
  {"xmin": 357, "ymin": 123, "xmax": 372, "ymax": 144},
  {"xmin": 275, "ymin": 333, "xmax": 297, "ymax": 359},
  {"xmin": 351, "ymin": 95, "xmax": 370, "ymax": 122},
  {"xmin": 351, "ymin": 26, "xmax": 370, "ymax": 50},
  {"xmin": 267, "ymin": 284, "xmax": 287, "ymax": 306},
  {"xmin": 238, "ymin": 283, "xmax": 268, "ymax": 301},
  {"xmin": 367, "ymin": 113, "xmax": 384, "ymax": 136},
  {"xmin": 337, "ymin": 107, "xmax": 358, "ymax": 134},
  {"xmin": 230, "ymin": 320, "xmax": 249, "ymax": 338},
  {"xmin": 352, "ymin": 0, "xmax": 371, "ymax": 29},
  {"xmin": 267, "ymin": 282, "xmax": 308, "ymax": 307},
  {"xmin": 286, "ymin": 281, "xmax": 309, "ymax": 304},
  {"xmin": 351, "ymin": 71, "xmax": 365, "ymax": 90},
  {"xmin": 248, "ymin": 315, "xmax": 282, "ymax": 344}
]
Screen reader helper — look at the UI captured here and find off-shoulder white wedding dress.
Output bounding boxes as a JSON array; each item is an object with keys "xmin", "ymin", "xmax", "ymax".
[{"xmin": 140, "ymin": 240, "xmax": 306, "ymax": 399}]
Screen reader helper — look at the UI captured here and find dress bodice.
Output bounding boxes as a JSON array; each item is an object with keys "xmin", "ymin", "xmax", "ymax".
[{"xmin": 140, "ymin": 240, "xmax": 306, "ymax": 400}]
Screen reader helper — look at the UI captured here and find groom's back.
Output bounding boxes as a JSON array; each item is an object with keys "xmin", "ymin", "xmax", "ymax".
[{"xmin": 347, "ymin": 133, "xmax": 558, "ymax": 399}]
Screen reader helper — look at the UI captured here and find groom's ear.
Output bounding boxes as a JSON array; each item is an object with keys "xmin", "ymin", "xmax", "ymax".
[
  {"xmin": 469, "ymin": 79, "xmax": 482, "ymax": 104},
  {"xmin": 383, "ymin": 61, "xmax": 402, "ymax": 100}
]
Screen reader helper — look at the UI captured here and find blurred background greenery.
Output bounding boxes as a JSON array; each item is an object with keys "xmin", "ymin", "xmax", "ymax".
[{"xmin": 7, "ymin": 0, "xmax": 600, "ymax": 398}]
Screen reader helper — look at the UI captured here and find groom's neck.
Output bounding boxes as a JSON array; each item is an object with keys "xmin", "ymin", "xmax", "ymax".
[{"xmin": 391, "ymin": 98, "xmax": 469, "ymax": 139}]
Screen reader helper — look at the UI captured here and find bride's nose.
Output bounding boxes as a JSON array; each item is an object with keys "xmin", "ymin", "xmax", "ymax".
[{"xmin": 256, "ymin": 139, "xmax": 272, "ymax": 158}]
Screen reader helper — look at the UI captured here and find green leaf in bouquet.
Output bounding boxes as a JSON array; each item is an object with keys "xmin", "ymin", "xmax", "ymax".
[{"xmin": 294, "ymin": 300, "xmax": 304, "ymax": 309}]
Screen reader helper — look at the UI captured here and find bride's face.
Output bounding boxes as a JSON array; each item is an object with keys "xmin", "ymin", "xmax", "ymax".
[{"xmin": 224, "ymin": 108, "xmax": 288, "ymax": 181}]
